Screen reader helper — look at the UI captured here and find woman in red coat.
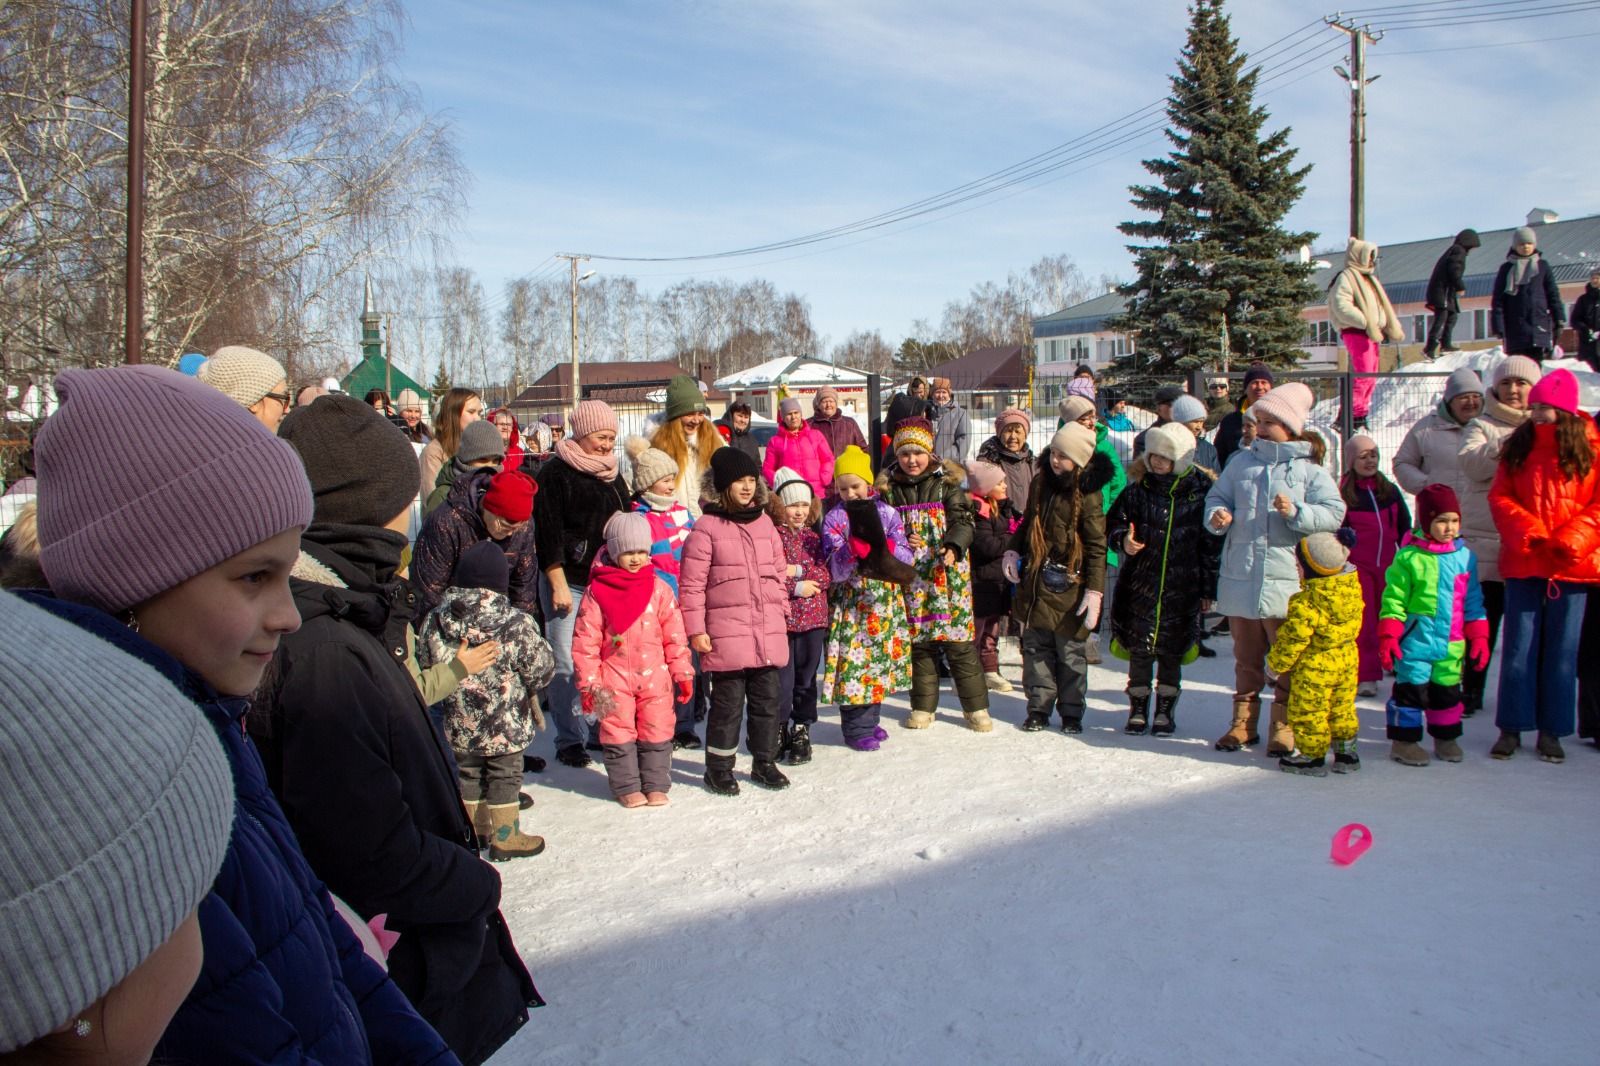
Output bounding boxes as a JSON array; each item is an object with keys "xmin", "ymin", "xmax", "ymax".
[{"xmin": 1488, "ymin": 370, "xmax": 1600, "ymax": 763}]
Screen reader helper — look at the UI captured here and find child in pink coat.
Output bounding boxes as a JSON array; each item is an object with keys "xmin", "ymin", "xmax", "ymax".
[
  {"xmin": 762, "ymin": 397, "xmax": 835, "ymax": 499},
  {"xmin": 572, "ymin": 513, "xmax": 694, "ymax": 808}
]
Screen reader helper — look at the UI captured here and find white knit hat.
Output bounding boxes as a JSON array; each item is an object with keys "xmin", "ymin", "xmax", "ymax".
[
  {"xmin": 197, "ymin": 345, "xmax": 286, "ymax": 408},
  {"xmin": 770, "ymin": 466, "xmax": 814, "ymax": 507}
]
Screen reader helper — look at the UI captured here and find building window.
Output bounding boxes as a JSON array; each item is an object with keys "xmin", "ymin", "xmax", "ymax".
[
  {"xmin": 1068, "ymin": 337, "xmax": 1090, "ymax": 361},
  {"xmin": 1305, "ymin": 320, "xmax": 1337, "ymax": 345}
]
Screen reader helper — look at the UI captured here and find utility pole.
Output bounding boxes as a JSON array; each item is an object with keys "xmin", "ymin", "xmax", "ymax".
[
  {"xmin": 558, "ymin": 254, "xmax": 592, "ymax": 411},
  {"xmin": 125, "ymin": 0, "xmax": 147, "ymax": 363},
  {"xmin": 1327, "ymin": 16, "xmax": 1381, "ymax": 241}
]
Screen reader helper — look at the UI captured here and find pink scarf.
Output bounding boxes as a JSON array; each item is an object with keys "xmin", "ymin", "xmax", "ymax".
[
  {"xmin": 555, "ymin": 437, "xmax": 619, "ymax": 481},
  {"xmin": 588, "ymin": 557, "xmax": 655, "ymax": 634}
]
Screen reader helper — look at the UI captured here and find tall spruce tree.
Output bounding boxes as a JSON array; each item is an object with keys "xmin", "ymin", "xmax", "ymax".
[{"xmin": 1111, "ymin": 0, "xmax": 1316, "ymax": 376}]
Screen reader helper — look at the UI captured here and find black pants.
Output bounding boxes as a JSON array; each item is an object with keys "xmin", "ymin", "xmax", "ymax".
[
  {"xmin": 1423, "ymin": 305, "xmax": 1458, "ymax": 352},
  {"xmin": 706, "ymin": 666, "xmax": 779, "ymax": 770},
  {"xmin": 910, "ymin": 640, "xmax": 988, "ymax": 713},
  {"xmin": 1127, "ymin": 650, "xmax": 1183, "ymax": 696},
  {"xmin": 777, "ymin": 628, "xmax": 825, "ymax": 728},
  {"xmin": 456, "ymin": 750, "xmax": 523, "ymax": 805},
  {"xmin": 1461, "ymin": 580, "xmax": 1505, "ymax": 711},
  {"xmin": 1579, "ymin": 592, "xmax": 1600, "ymax": 740},
  {"xmin": 1387, "ymin": 681, "xmax": 1464, "ymax": 743}
]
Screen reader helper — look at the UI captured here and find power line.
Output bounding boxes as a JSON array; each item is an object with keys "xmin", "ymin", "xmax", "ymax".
[
  {"xmin": 1379, "ymin": 0, "xmax": 1600, "ymax": 29},
  {"xmin": 1379, "ymin": 26, "xmax": 1600, "ymax": 52}
]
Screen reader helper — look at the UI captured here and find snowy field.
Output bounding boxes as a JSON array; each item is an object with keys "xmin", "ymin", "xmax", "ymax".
[{"xmin": 489, "ymin": 637, "xmax": 1597, "ymax": 1065}]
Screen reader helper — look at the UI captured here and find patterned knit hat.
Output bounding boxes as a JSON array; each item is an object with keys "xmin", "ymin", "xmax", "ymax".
[
  {"xmin": 196, "ymin": 345, "xmax": 286, "ymax": 409},
  {"xmin": 0, "ymin": 592, "xmax": 232, "ymax": 1052},
  {"xmin": 1297, "ymin": 528, "xmax": 1357, "ymax": 577},
  {"xmin": 36, "ymin": 367, "xmax": 313, "ymax": 614},
  {"xmin": 893, "ymin": 416, "xmax": 935, "ymax": 455},
  {"xmin": 625, "ymin": 435, "xmax": 678, "ymax": 489},
  {"xmin": 1066, "ymin": 376, "xmax": 1097, "ymax": 401},
  {"xmin": 770, "ymin": 466, "xmax": 814, "ymax": 507},
  {"xmin": 834, "ymin": 444, "xmax": 874, "ymax": 487},
  {"xmin": 569, "ymin": 400, "xmax": 618, "ymax": 440}
]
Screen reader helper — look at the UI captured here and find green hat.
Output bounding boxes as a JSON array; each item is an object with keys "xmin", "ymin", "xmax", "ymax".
[{"xmin": 663, "ymin": 375, "xmax": 708, "ymax": 421}]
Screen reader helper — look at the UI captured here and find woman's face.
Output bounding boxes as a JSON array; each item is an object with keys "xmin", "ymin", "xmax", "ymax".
[
  {"xmin": 732, "ymin": 410, "xmax": 751, "ymax": 430},
  {"xmin": 933, "ymin": 387, "xmax": 952, "ymax": 405},
  {"xmin": 835, "ymin": 474, "xmax": 869, "ymax": 501},
  {"xmin": 818, "ymin": 397, "xmax": 838, "ymax": 418},
  {"xmin": 1514, "ymin": 240, "xmax": 1535, "ymax": 256},
  {"xmin": 1075, "ymin": 412, "xmax": 1097, "ymax": 431},
  {"xmin": 494, "ymin": 413, "xmax": 515, "ymax": 444},
  {"xmin": 249, "ymin": 379, "xmax": 291, "ymax": 433},
  {"xmin": 677, "ymin": 411, "xmax": 705, "ymax": 434},
  {"xmin": 134, "ymin": 528, "xmax": 303, "ymax": 696},
  {"xmin": 1497, "ymin": 377, "xmax": 1532, "ymax": 410},
  {"xmin": 401, "ymin": 406, "xmax": 422, "ymax": 427},
  {"xmin": 1048, "ymin": 449, "xmax": 1076, "ymax": 476},
  {"xmin": 783, "ymin": 409, "xmax": 804, "ymax": 430},
  {"xmin": 898, "ymin": 449, "xmax": 930, "ymax": 476},
  {"xmin": 999, "ymin": 423, "xmax": 1028, "ymax": 452},
  {"xmin": 460, "ymin": 396, "xmax": 483, "ymax": 429},
  {"xmin": 1448, "ymin": 392, "xmax": 1483, "ymax": 423},
  {"xmin": 727, "ymin": 475, "xmax": 758, "ymax": 508},
  {"xmin": 1254, "ymin": 414, "xmax": 1290, "ymax": 443},
  {"xmin": 482, "ymin": 509, "xmax": 528, "ymax": 540},
  {"xmin": 578, "ymin": 429, "xmax": 617, "ymax": 456},
  {"xmin": 1352, "ymin": 447, "xmax": 1380, "ymax": 478},
  {"xmin": 1530, "ymin": 404, "xmax": 1559, "ymax": 425}
]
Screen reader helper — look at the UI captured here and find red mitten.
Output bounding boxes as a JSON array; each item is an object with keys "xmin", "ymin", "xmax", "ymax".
[
  {"xmin": 1463, "ymin": 618, "xmax": 1491, "ymax": 671},
  {"xmin": 1377, "ymin": 617, "xmax": 1405, "ymax": 672},
  {"xmin": 675, "ymin": 678, "xmax": 694, "ymax": 705},
  {"xmin": 849, "ymin": 535, "xmax": 872, "ymax": 560},
  {"xmin": 716, "ymin": 424, "xmax": 732, "ymax": 443}
]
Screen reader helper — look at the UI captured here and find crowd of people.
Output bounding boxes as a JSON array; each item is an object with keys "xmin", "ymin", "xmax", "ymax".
[{"xmin": 0, "ymin": 241, "xmax": 1596, "ymax": 1060}]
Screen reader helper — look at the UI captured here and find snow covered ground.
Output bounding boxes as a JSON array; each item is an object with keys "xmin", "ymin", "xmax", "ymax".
[{"xmin": 489, "ymin": 638, "xmax": 1597, "ymax": 1065}]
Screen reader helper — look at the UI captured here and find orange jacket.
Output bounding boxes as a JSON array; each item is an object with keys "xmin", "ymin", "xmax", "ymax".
[{"xmin": 1488, "ymin": 416, "xmax": 1600, "ymax": 584}]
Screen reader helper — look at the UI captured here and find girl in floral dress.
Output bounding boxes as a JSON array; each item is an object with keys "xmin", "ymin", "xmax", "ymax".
[
  {"xmin": 820, "ymin": 445, "xmax": 915, "ymax": 750},
  {"xmin": 876, "ymin": 417, "xmax": 991, "ymax": 732}
]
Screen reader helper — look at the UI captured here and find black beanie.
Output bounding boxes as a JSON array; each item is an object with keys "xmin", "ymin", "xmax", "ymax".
[
  {"xmin": 450, "ymin": 540, "xmax": 509, "ymax": 594},
  {"xmin": 279, "ymin": 393, "xmax": 419, "ymax": 527},
  {"xmin": 710, "ymin": 446, "xmax": 761, "ymax": 491}
]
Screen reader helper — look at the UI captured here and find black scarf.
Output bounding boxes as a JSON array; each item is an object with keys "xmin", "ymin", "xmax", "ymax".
[
  {"xmin": 301, "ymin": 522, "xmax": 407, "ymax": 587},
  {"xmin": 701, "ymin": 501, "xmax": 766, "ymax": 525}
]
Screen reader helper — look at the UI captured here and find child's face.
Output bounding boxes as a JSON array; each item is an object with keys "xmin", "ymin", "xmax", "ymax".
[
  {"xmin": 1254, "ymin": 414, "xmax": 1290, "ymax": 442},
  {"xmin": 835, "ymin": 474, "xmax": 870, "ymax": 501},
  {"xmin": 987, "ymin": 479, "xmax": 1008, "ymax": 502},
  {"xmin": 1184, "ymin": 418, "xmax": 1205, "ymax": 439},
  {"xmin": 648, "ymin": 474, "xmax": 677, "ymax": 496},
  {"xmin": 1352, "ymin": 447, "xmax": 1379, "ymax": 477},
  {"xmin": 1530, "ymin": 403, "xmax": 1559, "ymax": 425},
  {"xmin": 618, "ymin": 550, "xmax": 651, "ymax": 573},
  {"xmin": 1147, "ymin": 453, "xmax": 1174, "ymax": 475},
  {"xmin": 898, "ymin": 448, "xmax": 930, "ymax": 476},
  {"xmin": 1428, "ymin": 513, "xmax": 1460, "ymax": 543},
  {"xmin": 133, "ymin": 527, "xmax": 303, "ymax": 697},
  {"xmin": 1048, "ymin": 448, "xmax": 1076, "ymax": 476},
  {"xmin": 728, "ymin": 475, "xmax": 758, "ymax": 507},
  {"xmin": 782, "ymin": 501, "xmax": 812, "ymax": 528}
]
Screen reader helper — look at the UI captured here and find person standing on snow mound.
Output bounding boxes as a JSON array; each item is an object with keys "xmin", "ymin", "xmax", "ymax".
[
  {"xmin": 1492, "ymin": 226, "xmax": 1566, "ymax": 362},
  {"xmin": 1422, "ymin": 228, "xmax": 1480, "ymax": 359},
  {"xmin": 1328, "ymin": 236, "xmax": 1403, "ymax": 431},
  {"xmin": 1572, "ymin": 268, "xmax": 1600, "ymax": 374}
]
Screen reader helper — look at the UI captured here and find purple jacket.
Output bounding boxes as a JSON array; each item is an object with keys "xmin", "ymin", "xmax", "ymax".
[
  {"xmin": 678, "ymin": 502, "xmax": 791, "ymax": 673},
  {"xmin": 821, "ymin": 496, "xmax": 914, "ymax": 583}
]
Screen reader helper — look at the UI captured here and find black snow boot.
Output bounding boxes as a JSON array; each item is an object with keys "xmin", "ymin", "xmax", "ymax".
[
  {"xmin": 1022, "ymin": 712, "xmax": 1049, "ymax": 732},
  {"xmin": 785, "ymin": 723, "xmax": 813, "ymax": 765},
  {"xmin": 703, "ymin": 765, "xmax": 740, "ymax": 796},
  {"xmin": 1331, "ymin": 738, "xmax": 1361, "ymax": 773},
  {"xmin": 1060, "ymin": 718, "xmax": 1083, "ymax": 735},
  {"xmin": 1151, "ymin": 690, "xmax": 1178, "ymax": 736},
  {"xmin": 555, "ymin": 743, "xmax": 590, "ymax": 769},
  {"xmin": 750, "ymin": 760, "xmax": 791, "ymax": 790},
  {"xmin": 1279, "ymin": 751, "xmax": 1329, "ymax": 777},
  {"xmin": 1125, "ymin": 691, "xmax": 1150, "ymax": 735},
  {"xmin": 672, "ymin": 730, "xmax": 701, "ymax": 751}
]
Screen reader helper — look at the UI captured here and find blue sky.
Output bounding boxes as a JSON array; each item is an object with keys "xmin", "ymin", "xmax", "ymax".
[{"xmin": 396, "ymin": 0, "xmax": 1600, "ymax": 347}]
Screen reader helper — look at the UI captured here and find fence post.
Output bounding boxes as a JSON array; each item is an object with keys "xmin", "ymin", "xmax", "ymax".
[
  {"xmin": 1338, "ymin": 370, "xmax": 1354, "ymax": 442},
  {"xmin": 1188, "ymin": 366, "xmax": 1204, "ymax": 398},
  {"xmin": 867, "ymin": 373, "xmax": 882, "ymax": 476}
]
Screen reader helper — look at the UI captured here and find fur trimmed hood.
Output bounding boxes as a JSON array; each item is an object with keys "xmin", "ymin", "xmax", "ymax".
[{"xmin": 697, "ymin": 466, "xmax": 771, "ymax": 511}]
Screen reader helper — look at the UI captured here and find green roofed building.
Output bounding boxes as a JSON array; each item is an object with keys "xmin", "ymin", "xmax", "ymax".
[{"xmin": 340, "ymin": 277, "xmax": 427, "ymax": 399}]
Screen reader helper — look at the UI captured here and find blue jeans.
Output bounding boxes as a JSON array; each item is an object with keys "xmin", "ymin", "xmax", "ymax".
[
  {"xmin": 1496, "ymin": 578, "xmax": 1588, "ymax": 737},
  {"xmin": 538, "ymin": 574, "xmax": 591, "ymax": 750}
]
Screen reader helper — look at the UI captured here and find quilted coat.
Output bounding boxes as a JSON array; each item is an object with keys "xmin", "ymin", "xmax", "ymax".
[
  {"xmin": 968, "ymin": 493, "xmax": 1021, "ymax": 619},
  {"xmin": 1379, "ymin": 532, "xmax": 1486, "ymax": 687},
  {"xmin": 631, "ymin": 493, "xmax": 694, "ymax": 595},
  {"xmin": 1489, "ymin": 417, "xmax": 1600, "ymax": 584},
  {"xmin": 1457, "ymin": 394, "xmax": 1528, "ymax": 583},
  {"xmin": 1392, "ymin": 405, "xmax": 1473, "ymax": 499},
  {"xmin": 417, "ymin": 587, "xmax": 555, "ymax": 755},
  {"xmin": 777, "ymin": 521, "xmax": 831, "ymax": 631},
  {"xmin": 678, "ymin": 473, "xmax": 791, "ymax": 672},
  {"xmin": 762, "ymin": 422, "xmax": 836, "ymax": 499},
  {"xmin": 412, "ymin": 467, "xmax": 540, "ymax": 619},
  {"xmin": 1105, "ymin": 463, "xmax": 1221, "ymax": 659},
  {"xmin": 1491, "ymin": 254, "xmax": 1566, "ymax": 354},
  {"xmin": 1008, "ymin": 451, "xmax": 1112, "ymax": 639},
  {"xmin": 570, "ymin": 560, "xmax": 694, "ymax": 737}
]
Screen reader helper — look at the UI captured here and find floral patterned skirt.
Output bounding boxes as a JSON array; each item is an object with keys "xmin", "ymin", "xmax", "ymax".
[
  {"xmin": 898, "ymin": 502, "xmax": 975, "ymax": 644},
  {"xmin": 822, "ymin": 575, "xmax": 912, "ymax": 706}
]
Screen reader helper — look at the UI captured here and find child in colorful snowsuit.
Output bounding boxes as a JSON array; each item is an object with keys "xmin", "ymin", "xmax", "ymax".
[
  {"xmin": 417, "ymin": 540, "xmax": 556, "ymax": 858},
  {"xmin": 768, "ymin": 466, "xmax": 831, "ymax": 765},
  {"xmin": 572, "ymin": 513, "xmax": 695, "ymax": 806},
  {"xmin": 820, "ymin": 444, "xmax": 915, "ymax": 750},
  {"xmin": 1339, "ymin": 434, "xmax": 1410, "ymax": 696},
  {"xmin": 625, "ymin": 436, "xmax": 694, "ymax": 594},
  {"xmin": 1105, "ymin": 423, "xmax": 1220, "ymax": 737},
  {"xmin": 877, "ymin": 416, "xmax": 991, "ymax": 732},
  {"xmin": 1265, "ymin": 529, "xmax": 1365, "ymax": 776},
  {"xmin": 679, "ymin": 448, "xmax": 793, "ymax": 795},
  {"xmin": 966, "ymin": 458, "xmax": 1020, "ymax": 693},
  {"xmin": 1377, "ymin": 484, "xmax": 1489, "ymax": 767},
  {"xmin": 1002, "ymin": 422, "xmax": 1111, "ymax": 734}
]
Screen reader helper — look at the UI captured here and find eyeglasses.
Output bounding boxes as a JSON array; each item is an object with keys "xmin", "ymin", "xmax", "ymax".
[{"xmin": 263, "ymin": 391, "xmax": 291, "ymax": 406}]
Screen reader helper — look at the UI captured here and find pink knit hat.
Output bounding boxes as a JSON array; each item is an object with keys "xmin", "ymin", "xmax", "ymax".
[
  {"xmin": 995, "ymin": 407, "xmax": 1031, "ymax": 433},
  {"xmin": 1527, "ymin": 369, "xmax": 1580, "ymax": 416},
  {"xmin": 35, "ymin": 366, "xmax": 313, "ymax": 613},
  {"xmin": 568, "ymin": 399, "xmax": 618, "ymax": 440},
  {"xmin": 965, "ymin": 459, "xmax": 1005, "ymax": 494},
  {"xmin": 1247, "ymin": 381, "xmax": 1315, "ymax": 436}
]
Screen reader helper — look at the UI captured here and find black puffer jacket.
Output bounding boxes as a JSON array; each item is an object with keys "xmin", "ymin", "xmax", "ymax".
[
  {"xmin": 251, "ymin": 533, "xmax": 540, "ymax": 1066},
  {"xmin": 533, "ymin": 453, "xmax": 631, "ymax": 589},
  {"xmin": 968, "ymin": 494, "xmax": 1020, "ymax": 618},
  {"xmin": 1008, "ymin": 450, "xmax": 1112, "ymax": 639},
  {"xmin": 1106, "ymin": 462, "xmax": 1221, "ymax": 659},
  {"xmin": 1425, "ymin": 229, "xmax": 1479, "ymax": 311}
]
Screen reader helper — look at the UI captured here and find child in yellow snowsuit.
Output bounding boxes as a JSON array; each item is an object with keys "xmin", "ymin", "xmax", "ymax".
[{"xmin": 1266, "ymin": 529, "xmax": 1365, "ymax": 776}]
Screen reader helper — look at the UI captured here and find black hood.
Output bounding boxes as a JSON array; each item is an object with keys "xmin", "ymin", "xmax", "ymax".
[{"xmin": 1456, "ymin": 228, "xmax": 1481, "ymax": 250}]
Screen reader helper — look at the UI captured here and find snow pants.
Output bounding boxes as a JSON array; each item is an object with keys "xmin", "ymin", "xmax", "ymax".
[
  {"xmin": 974, "ymin": 614, "xmax": 1005, "ymax": 673},
  {"xmin": 1424, "ymin": 306, "xmax": 1458, "ymax": 354},
  {"xmin": 910, "ymin": 639, "xmax": 987, "ymax": 714},
  {"xmin": 1283, "ymin": 641, "xmax": 1359, "ymax": 760},
  {"xmin": 1127, "ymin": 649, "xmax": 1183, "ymax": 697},
  {"xmin": 1496, "ymin": 578, "xmax": 1588, "ymax": 737},
  {"xmin": 839, "ymin": 703, "xmax": 882, "ymax": 743},
  {"xmin": 1021, "ymin": 627, "xmax": 1087, "ymax": 726},
  {"xmin": 595, "ymin": 686, "xmax": 676, "ymax": 747},
  {"xmin": 1343, "ymin": 329, "xmax": 1380, "ymax": 422},
  {"xmin": 456, "ymin": 751, "xmax": 523, "ymax": 805},
  {"xmin": 706, "ymin": 666, "xmax": 780, "ymax": 770},
  {"xmin": 1352, "ymin": 562, "xmax": 1386, "ymax": 684},
  {"xmin": 778, "ymin": 628, "xmax": 826, "ymax": 728},
  {"xmin": 602, "ymin": 741, "xmax": 672, "ymax": 799},
  {"xmin": 1385, "ymin": 680, "xmax": 1464, "ymax": 743}
]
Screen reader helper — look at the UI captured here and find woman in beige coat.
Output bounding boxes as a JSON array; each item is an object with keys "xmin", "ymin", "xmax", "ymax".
[{"xmin": 1328, "ymin": 237, "xmax": 1403, "ymax": 430}]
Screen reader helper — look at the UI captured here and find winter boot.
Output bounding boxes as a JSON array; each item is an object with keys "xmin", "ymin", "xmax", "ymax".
[
  {"xmin": 645, "ymin": 791, "xmax": 670, "ymax": 806},
  {"xmin": 1266, "ymin": 702, "xmax": 1294, "ymax": 757},
  {"xmin": 776, "ymin": 723, "xmax": 794, "ymax": 763},
  {"xmin": 1022, "ymin": 712, "xmax": 1049, "ymax": 732},
  {"xmin": 1151, "ymin": 689, "xmax": 1179, "ymax": 736},
  {"xmin": 703, "ymin": 765, "xmax": 741, "ymax": 796},
  {"xmin": 486, "ymin": 803, "xmax": 545, "ymax": 861},
  {"xmin": 1390, "ymin": 740, "xmax": 1430, "ymax": 767},
  {"xmin": 1124, "ymin": 690, "xmax": 1150, "ymax": 735},
  {"xmin": 1489, "ymin": 730, "xmax": 1520, "ymax": 760},
  {"xmin": 1279, "ymin": 750, "xmax": 1328, "ymax": 777},
  {"xmin": 672, "ymin": 730, "xmax": 701, "ymax": 751},
  {"xmin": 750, "ymin": 760, "xmax": 791, "ymax": 789},
  {"xmin": 1357, "ymin": 681, "xmax": 1379, "ymax": 698},
  {"xmin": 785, "ymin": 723, "xmax": 813, "ymax": 765},
  {"xmin": 1433, "ymin": 737, "xmax": 1464, "ymax": 763},
  {"xmin": 1060, "ymin": 718, "xmax": 1083, "ymax": 734},
  {"xmin": 846, "ymin": 734, "xmax": 881, "ymax": 751},
  {"xmin": 964, "ymin": 709, "xmax": 994, "ymax": 733},
  {"xmin": 1536, "ymin": 732, "xmax": 1566, "ymax": 764},
  {"xmin": 903, "ymin": 709, "xmax": 935, "ymax": 729},
  {"xmin": 1214, "ymin": 700, "xmax": 1260, "ymax": 751},
  {"xmin": 984, "ymin": 671, "xmax": 1013, "ymax": 693},
  {"xmin": 1331, "ymin": 738, "xmax": 1361, "ymax": 773},
  {"xmin": 463, "ymin": 800, "xmax": 492, "ymax": 852},
  {"xmin": 617, "ymin": 792, "xmax": 648, "ymax": 809}
]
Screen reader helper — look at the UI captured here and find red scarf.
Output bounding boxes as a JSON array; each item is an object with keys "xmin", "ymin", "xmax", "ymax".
[{"xmin": 587, "ymin": 556, "xmax": 655, "ymax": 634}]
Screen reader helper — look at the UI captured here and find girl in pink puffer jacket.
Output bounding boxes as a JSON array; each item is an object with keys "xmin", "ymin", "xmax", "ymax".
[
  {"xmin": 679, "ymin": 448, "xmax": 792, "ymax": 797},
  {"xmin": 572, "ymin": 513, "xmax": 694, "ymax": 808},
  {"xmin": 762, "ymin": 397, "xmax": 835, "ymax": 499}
]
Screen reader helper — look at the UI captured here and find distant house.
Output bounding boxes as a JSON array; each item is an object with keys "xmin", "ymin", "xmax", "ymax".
[
  {"xmin": 918, "ymin": 345, "xmax": 1028, "ymax": 415},
  {"xmin": 714, "ymin": 355, "xmax": 871, "ymax": 419},
  {"xmin": 506, "ymin": 360, "xmax": 726, "ymax": 425}
]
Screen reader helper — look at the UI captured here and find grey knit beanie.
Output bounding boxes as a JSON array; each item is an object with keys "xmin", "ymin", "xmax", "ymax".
[
  {"xmin": 1169, "ymin": 394, "xmax": 1208, "ymax": 424},
  {"xmin": 1513, "ymin": 226, "xmax": 1537, "ymax": 247},
  {"xmin": 197, "ymin": 345, "xmax": 287, "ymax": 409},
  {"xmin": 278, "ymin": 392, "xmax": 420, "ymax": 527},
  {"xmin": 35, "ymin": 367, "xmax": 313, "ymax": 614},
  {"xmin": 456, "ymin": 420, "xmax": 506, "ymax": 465},
  {"xmin": 603, "ymin": 512, "xmax": 653, "ymax": 558},
  {"xmin": 0, "ymin": 592, "xmax": 232, "ymax": 1052},
  {"xmin": 1443, "ymin": 368, "xmax": 1483, "ymax": 403},
  {"xmin": 625, "ymin": 435, "xmax": 678, "ymax": 490}
]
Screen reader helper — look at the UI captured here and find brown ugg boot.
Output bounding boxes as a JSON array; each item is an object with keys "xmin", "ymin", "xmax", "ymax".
[
  {"xmin": 1390, "ymin": 740, "xmax": 1430, "ymax": 766},
  {"xmin": 1214, "ymin": 700, "xmax": 1260, "ymax": 751},
  {"xmin": 1266, "ymin": 701, "xmax": 1294, "ymax": 757},
  {"xmin": 964, "ymin": 709, "xmax": 994, "ymax": 733},
  {"xmin": 486, "ymin": 803, "xmax": 546, "ymax": 861},
  {"xmin": 463, "ymin": 799, "xmax": 492, "ymax": 851}
]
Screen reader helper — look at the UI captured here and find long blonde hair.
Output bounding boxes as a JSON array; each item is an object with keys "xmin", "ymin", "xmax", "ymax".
[{"xmin": 650, "ymin": 418, "xmax": 721, "ymax": 490}]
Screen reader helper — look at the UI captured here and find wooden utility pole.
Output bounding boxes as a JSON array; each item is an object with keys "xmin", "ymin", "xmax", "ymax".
[
  {"xmin": 558, "ymin": 254, "xmax": 591, "ymax": 410},
  {"xmin": 125, "ymin": 0, "xmax": 147, "ymax": 363},
  {"xmin": 1327, "ymin": 16, "xmax": 1381, "ymax": 241}
]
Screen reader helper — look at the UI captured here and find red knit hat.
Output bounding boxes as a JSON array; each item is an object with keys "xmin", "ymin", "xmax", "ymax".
[
  {"xmin": 1415, "ymin": 483, "xmax": 1461, "ymax": 533},
  {"xmin": 482, "ymin": 470, "xmax": 536, "ymax": 522}
]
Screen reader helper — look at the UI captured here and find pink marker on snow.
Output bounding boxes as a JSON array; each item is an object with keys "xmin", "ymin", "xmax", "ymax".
[{"xmin": 1330, "ymin": 823, "xmax": 1373, "ymax": 866}]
